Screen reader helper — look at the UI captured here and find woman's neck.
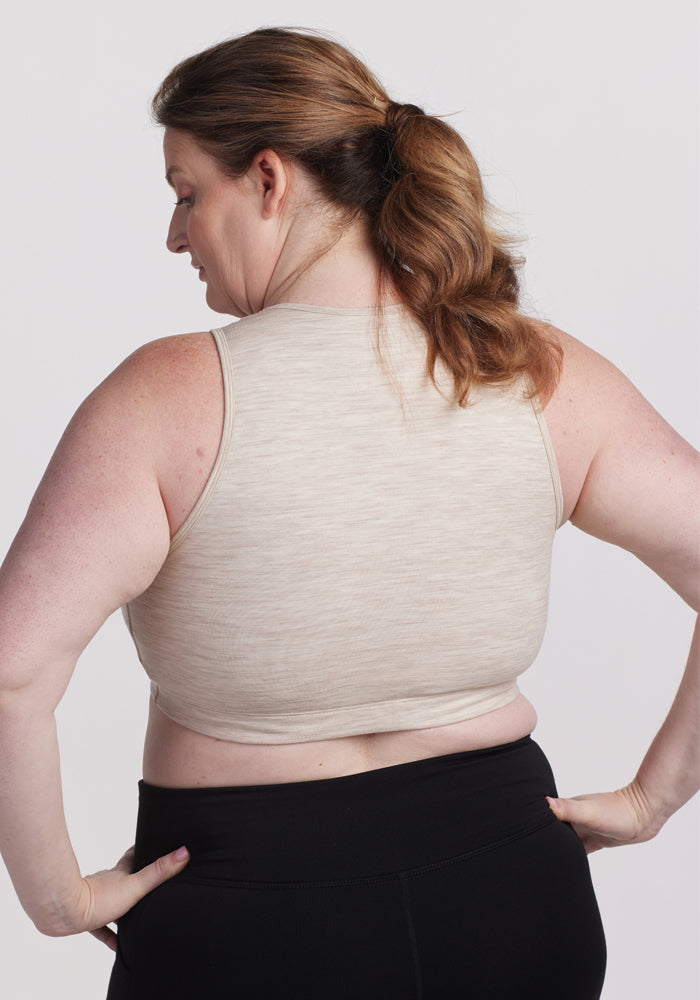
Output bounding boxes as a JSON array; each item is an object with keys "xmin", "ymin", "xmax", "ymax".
[{"xmin": 263, "ymin": 214, "xmax": 400, "ymax": 309}]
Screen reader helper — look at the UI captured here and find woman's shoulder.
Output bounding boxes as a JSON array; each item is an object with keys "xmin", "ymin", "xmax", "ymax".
[
  {"xmin": 535, "ymin": 318, "xmax": 690, "ymax": 468},
  {"xmin": 91, "ymin": 331, "xmax": 225, "ymax": 540},
  {"xmin": 536, "ymin": 319, "xmax": 638, "ymax": 413},
  {"xmin": 534, "ymin": 320, "xmax": 698, "ymax": 604},
  {"xmin": 527, "ymin": 320, "xmax": 626, "ymax": 524},
  {"xmin": 114, "ymin": 330, "xmax": 222, "ymax": 396}
]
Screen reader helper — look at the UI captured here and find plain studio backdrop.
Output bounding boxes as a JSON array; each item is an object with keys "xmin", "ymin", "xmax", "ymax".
[{"xmin": 0, "ymin": 1, "xmax": 697, "ymax": 996}]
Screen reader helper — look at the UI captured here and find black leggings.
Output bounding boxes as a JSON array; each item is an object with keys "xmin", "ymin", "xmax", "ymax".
[{"xmin": 107, "ymin": 736, "xmax": 606, "ymax": 999}]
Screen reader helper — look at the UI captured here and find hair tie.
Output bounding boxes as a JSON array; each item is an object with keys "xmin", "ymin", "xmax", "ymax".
[
  {"xmin": 377, "ymin": 102, "xmax": 424, "ymax": 195},
  {"xmin": 384, "ymin": 101, "xmax": 425, "ymax": 137}
]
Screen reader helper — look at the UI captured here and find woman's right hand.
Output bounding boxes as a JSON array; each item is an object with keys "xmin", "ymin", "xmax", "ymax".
[
  {"xmin": 546, "ymin": 779, "xmax": 667, "ymax": 854},
  {"xmin": 51, "ymin": 844, "xmax": 190, "ymax": 951}
]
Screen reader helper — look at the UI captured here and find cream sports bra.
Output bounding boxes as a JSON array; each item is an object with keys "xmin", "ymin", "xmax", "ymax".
[{"xmin": 123, "ymin": 304, "xmax": 563, "ymax": 743}]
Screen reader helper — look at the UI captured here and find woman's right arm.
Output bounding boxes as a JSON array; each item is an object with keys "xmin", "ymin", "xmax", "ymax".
[{"xmin": 542, "ymin": 325, "xmax": 700, "ymax": 850}]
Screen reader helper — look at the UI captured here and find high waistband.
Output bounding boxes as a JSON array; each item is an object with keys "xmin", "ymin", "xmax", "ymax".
[{"xmin": 134, "ymin": 736, "xmax": 558, "ymax": 885}]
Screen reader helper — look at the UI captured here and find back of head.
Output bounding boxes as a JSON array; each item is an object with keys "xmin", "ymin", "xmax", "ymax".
[{"xmin": 153, "ymin": 27, "xmax": 560, "ymax": 406}]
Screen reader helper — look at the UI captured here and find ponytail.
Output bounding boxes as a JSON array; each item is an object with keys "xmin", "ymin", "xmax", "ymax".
[{"xmin": 374, "ymin": 102, "xmax": 560, "ymax": 405}]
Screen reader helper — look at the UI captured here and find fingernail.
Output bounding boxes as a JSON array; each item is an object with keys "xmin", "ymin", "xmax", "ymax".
[
  {"xmin": 546, "ymin": 797, "xmax": 559, "ymax": 810},
  {"xmin": 174, "ymin": 845, "xmax": 189, "ymax": 861}
]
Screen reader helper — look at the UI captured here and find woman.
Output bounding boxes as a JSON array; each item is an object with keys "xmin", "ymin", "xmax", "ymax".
[{"xmin": 0, "ymin": 26, "xmax": 697, "ymax": 999}]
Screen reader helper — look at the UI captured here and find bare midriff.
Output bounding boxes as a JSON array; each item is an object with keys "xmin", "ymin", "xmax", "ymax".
[{"xmin": 142, "ymin": 693, "xmax": 538, "ymax": 788}]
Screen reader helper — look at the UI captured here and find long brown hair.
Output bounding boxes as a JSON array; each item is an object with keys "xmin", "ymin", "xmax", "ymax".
[{"xmin": 153, "ymin": 27, "xmax": 561, "ymax": 405}]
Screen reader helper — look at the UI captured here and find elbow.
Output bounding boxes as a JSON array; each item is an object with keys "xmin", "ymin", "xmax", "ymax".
[
  {"xmin": 35, "ymin": 919, "xmax": 70, "ymax": 938},
  {"xmin": 33, "ymin": 912, "xmax": 80, "ymax": 939},
  {"xmin": 29, "ymin": 896, "xmax": 83, "ymax": 939}
]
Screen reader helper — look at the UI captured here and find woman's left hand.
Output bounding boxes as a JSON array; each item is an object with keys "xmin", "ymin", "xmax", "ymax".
[
  {"xmin": 70, "ymin": 844, "xmax": 190, "ymax": 951},
  {"xmin": 546, "ymin": 778, "xmax": 666, "ymax": 854}
]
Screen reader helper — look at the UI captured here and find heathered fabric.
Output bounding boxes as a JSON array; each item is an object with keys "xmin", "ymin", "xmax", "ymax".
[{"xmin": 123, "ymin": 303, "xmax": 562, "ymax": 743}]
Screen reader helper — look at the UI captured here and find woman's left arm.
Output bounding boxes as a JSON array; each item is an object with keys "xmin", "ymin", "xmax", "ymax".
[
  {"xmin": 0, "ymin": 341, "xmax": 197, "ymax": 943},
  {"xmin": 542, "ymin": 326, "xmax": 700, "ymax": 852}
]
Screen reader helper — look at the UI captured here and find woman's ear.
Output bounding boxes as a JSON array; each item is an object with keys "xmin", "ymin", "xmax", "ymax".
[{"xmin": 249, "ymin": 149, "xmax": 289, "ymax": 220}]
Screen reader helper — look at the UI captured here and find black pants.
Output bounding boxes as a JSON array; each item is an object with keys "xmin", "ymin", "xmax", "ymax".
[{"xmin": 107, "ymin": 736, "xmax": 606, "ymax": 998}]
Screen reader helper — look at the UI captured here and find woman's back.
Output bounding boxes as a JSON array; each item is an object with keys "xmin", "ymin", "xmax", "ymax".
[
  {"xmin": 127, "ymin": 303, "xmax": 557, "ymax": 744},
  {"xmin": 113, "ymin": 286, "xmax": 693, "ymax": 787}
]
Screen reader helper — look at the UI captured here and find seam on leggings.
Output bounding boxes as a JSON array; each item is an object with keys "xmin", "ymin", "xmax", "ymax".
[
  {"xmin": 399, "ymin": 874, "xmax": 424, "ymax": 999},
  {"xmin": 173, "ymin": 813, "xmax": 558, "ymax": 891}
]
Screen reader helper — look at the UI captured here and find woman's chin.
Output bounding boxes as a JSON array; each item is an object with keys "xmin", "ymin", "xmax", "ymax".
[{"xmin": 204, "ymin": 287, "xmax": 235, "ymax": 316}]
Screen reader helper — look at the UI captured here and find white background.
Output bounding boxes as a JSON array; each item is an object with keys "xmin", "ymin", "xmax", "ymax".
[{"xmin": 1, "ymin": 0, "xmax": 697, "ymax": 996}]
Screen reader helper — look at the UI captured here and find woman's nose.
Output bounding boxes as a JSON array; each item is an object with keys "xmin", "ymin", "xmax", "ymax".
[{"xmin": 167, "ymin": 210, "xmax": 189, "ymax": 254}]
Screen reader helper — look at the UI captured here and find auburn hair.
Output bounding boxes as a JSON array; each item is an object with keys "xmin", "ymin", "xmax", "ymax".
[{"xmin": 153, "ymin": 27, "xmax": 561, "ymax": 406}]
